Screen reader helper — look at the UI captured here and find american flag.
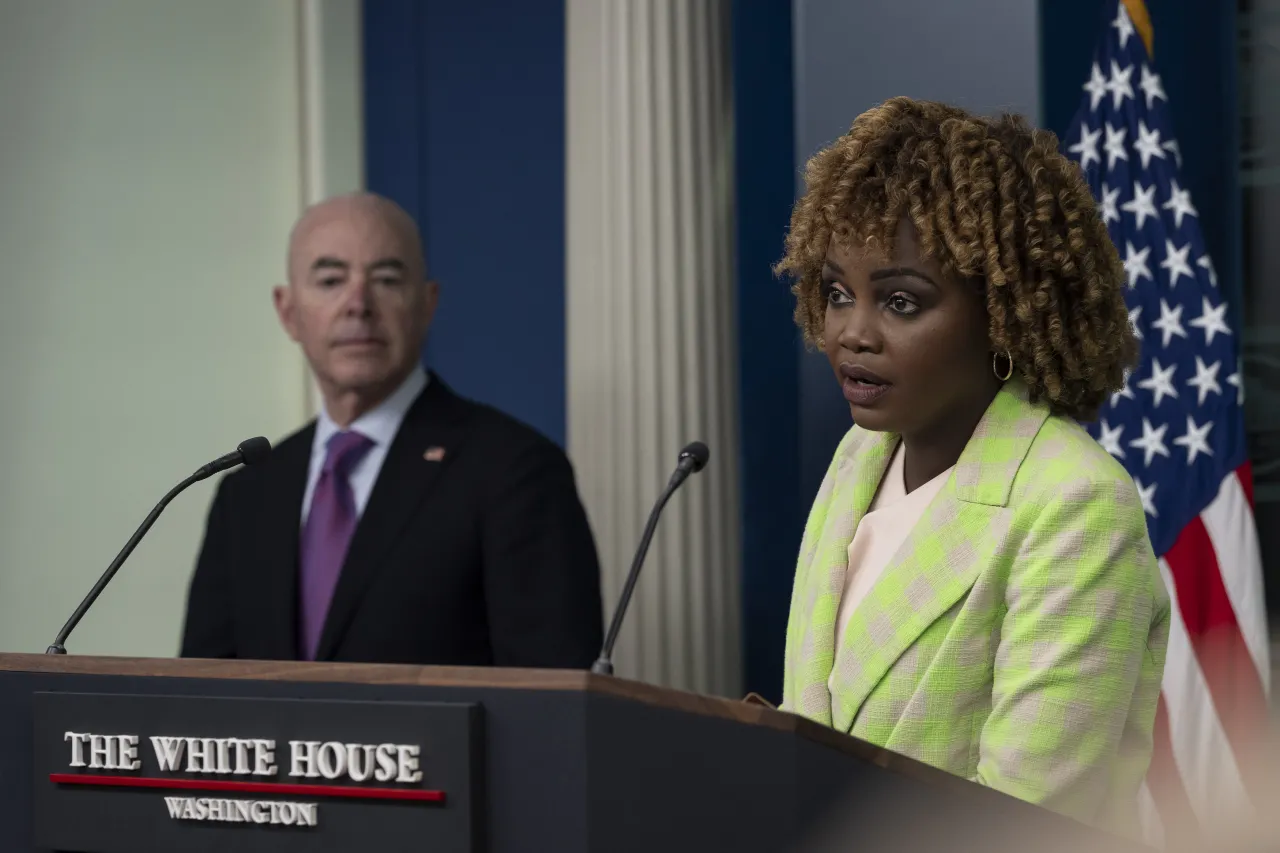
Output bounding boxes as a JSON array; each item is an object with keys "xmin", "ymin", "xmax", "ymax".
[{"xmin": 1062, "ymin": 0, "xmax": 1270, "ymax": 842}]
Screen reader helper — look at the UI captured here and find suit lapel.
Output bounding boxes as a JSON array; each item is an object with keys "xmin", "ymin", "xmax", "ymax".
[
  {"xmin": 257, "ymin": 427, "xmax": 313, "ymax": 659},
  {"xmin": 828, "ymin": 379, "xmax": 1050, "ymax": 732},
  {"xmin": 791, "ymin": 429, "xmax": 898, "ymax": 727},
  {"xmin": 827, "ymin": 489, "xmax": 1000, "ymax": 731},
  {"xmin": 314, "ymin": 374, "xmax": 470, "ymax": 660}
]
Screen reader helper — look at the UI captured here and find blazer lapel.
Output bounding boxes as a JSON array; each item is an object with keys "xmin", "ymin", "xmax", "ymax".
[
  {"xmin": 791, "ymin": 429, "xmax": 898, "ymax": 727},
  {"xmin": 314, "ymin": 374, "xmax": 470, "ymax": 660},
  {"xmin": 256, "ymin": 427, "xmax": 313, "ymax": 660},
  {"xmin": 828, "ymin": 379, "xmax": 1050, "ymax": 732},
  {"xmin": 828, "ymin": 489, "xmax": 1001, "ymax": 731}
]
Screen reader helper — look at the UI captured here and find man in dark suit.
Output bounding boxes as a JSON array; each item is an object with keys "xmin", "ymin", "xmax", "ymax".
[{"xmin": 180, "ymin": 192, "xmax": 603, "ymax": 668}]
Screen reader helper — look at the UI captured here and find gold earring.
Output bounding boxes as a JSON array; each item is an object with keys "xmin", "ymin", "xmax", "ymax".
[{"xmin": 992, "ymin": 350, "xmax": 1014, "ymax": 381}]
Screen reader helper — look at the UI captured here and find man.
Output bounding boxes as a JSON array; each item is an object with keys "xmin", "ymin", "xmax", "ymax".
[{"xmin": 180, "ymin": 192, "xmax": 604, "ymax": 668}]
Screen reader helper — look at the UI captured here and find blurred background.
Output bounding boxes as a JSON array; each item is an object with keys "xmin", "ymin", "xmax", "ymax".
[{"xmin": 0, "ymin": 0, "xmax": 1273, "ymax": 714}]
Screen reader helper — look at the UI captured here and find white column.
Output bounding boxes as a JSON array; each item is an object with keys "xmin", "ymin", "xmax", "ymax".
[
  {"xmin": 566, "ymin": 0, "xmax": 741, "ymax": 697},
  {"xmin": 297, "ymin": 0, "xmax": 364, "ymax": 207},
  {"xmin": 297, "ymin": 0, "xmax": 365, "ymax": 418}
]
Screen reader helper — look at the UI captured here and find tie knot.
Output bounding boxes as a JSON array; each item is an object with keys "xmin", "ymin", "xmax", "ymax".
[{"xmin": 324, "ymin": 430, "xmax": 373, "ymax": 475}]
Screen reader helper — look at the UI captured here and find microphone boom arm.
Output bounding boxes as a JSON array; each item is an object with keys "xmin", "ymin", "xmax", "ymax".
[
  {"xmin": 45, "ymin": 436, "xmax": 271, "ymax": 655},
  {"xmin": 46, "ymin": 469, "xmax": 209, "ymax": 655},
  {"xmin": 591, "ymin": 441, "xmax": 709, "ymax": 676},
  {"xmin": 591, "ymin": 475, "xmax": 681, "ymax": 676}
]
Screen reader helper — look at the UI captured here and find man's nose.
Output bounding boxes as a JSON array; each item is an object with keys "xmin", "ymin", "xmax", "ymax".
[{"xmin": 340, "ymin": 276, "xmax": 374, "ymax": 315}]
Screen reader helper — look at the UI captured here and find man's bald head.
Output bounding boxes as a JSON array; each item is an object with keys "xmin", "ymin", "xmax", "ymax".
[
  {"xmin": 286, "ymin": 192, "xmax": 426, "ymax": 284},
  {"xmin": 274, "ymin": 192, "xmax": 438, "ymax": 426}
]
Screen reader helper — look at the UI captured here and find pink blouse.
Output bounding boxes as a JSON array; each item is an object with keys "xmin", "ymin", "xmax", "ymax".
[{"xmin": 829, "ymin": 443, "xmax": 954, "ymax": 689}]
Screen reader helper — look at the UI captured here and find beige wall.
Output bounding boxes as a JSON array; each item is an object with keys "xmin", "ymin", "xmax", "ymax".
[{"xmin": 0, "ymin": 0, "xmax": 361, "ymax": 656}]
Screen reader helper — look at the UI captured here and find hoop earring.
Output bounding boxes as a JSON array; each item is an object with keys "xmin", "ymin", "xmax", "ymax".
[{"xmin": 992, "ymin": 350, "xmax": 1014, "ymax": 382}]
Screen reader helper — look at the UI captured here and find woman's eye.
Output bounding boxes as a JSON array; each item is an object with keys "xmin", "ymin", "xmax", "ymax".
[
  {"xmin": 887, "ymin": 294, "xmax": 918, "ymax": 314},
  {"xmin": 823, "ymin": 283, "xmax": 852, "ymax": 306}
]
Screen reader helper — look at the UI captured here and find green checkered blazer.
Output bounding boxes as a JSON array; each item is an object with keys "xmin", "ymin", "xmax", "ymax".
[{"xmin": 780, "ymin": 379, "xmax": 1170, "ymax": 837}]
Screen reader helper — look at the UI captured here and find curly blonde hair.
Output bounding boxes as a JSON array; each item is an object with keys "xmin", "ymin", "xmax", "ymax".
[{"xmin": 774, "ymin": 97, "xmax": 1138, "ymax": 421}]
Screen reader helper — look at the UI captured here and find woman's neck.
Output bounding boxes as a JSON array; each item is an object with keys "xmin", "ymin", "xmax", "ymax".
[{"xmin": 900, "ymin": 385, "xmax": 1000, "ymax": 493}]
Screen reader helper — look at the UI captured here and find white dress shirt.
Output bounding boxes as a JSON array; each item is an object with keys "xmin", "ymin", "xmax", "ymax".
[{"xmin": 301, "ymin": 366, "xmax": 428, "ymax": 527}]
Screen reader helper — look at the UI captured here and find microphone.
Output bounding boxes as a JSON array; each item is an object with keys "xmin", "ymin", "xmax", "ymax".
[
  {"xmin": 45, "ymin": 436, "xmax": 273, "ymax": 655},
  {"xmin": 591, "ymin": 440, "xmax": 710, "ymax": 676}
]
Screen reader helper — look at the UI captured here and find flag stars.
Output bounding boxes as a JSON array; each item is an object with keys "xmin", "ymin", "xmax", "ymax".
[
  {"xmin": 1138, "ymin": 358, "xmax": 1179, "ymax": 408},
  {"xmin": 1107, "ymin": 61, "xmax": 1135, "ymax": 111},
  {"xmin": 1112, "ymin": 369, "xmax": 1137, "ymax": 408},
  {"xmin": 1123, "ymin": 182, "xmax": 1159, "ymax": 229},
  {"xmin": 1139, "ymin": 65, "xmax": 1167, "ymax": 109},
  {"xmin": 1068, "ymin": 13, "xmax": 1243, "ymax": 540},
  {"xmin": 1186, "ymin": 357, "xmax": 1222, "ymax": 406},
  {"xmin": 1162, "ymin": 180, "xmax": 1198, "ymax": 229},
  {"xmin": 1100, "ymin": 183, "xmax": 1122, "ymax": 225},
  {"xmin": 1189, "ymin": 297, "xmax": 1232, "ymax": 345},
  {"xmin": 1134, "ymin": 478, "xmax": 1158, "ymax": 518},
  {"xmin": 1104, "ymin": 123, "xmax": 1129, "ymax": 170},
  {"xmin": 1084, "ymin": 63, "xmax": 1109, "ymax": 112},
  {"xmin": 1151, "ymin": 298, "xmax": 1187, "ymax": 348},
  {"xmin": 1197, "ymin": 254, "xmax": 1217, "ymax": 287},
  {"xmin": 1113, "ymin": 4, "xmax": 1137, "ymax": 49},
  {"xmin": 1173, "ymin": 415, "xmax": 1214, "ymax": 466},
  {"xmin": 1124, "ymin": 241, "xmax": 1153, "ymax": 288},
  {"xmin": 1160, "ymin": 240, "xmax": 1194, "ymax": 288},
  {"xmin": 1227, "ymin": 361, "xmax": 1244, "ymax": 405},
  {"xmin": 1070, "ymin": 123, "xmax": 1102, "ymax": 172},
  {"xmin": 1129, "ymin": 418, "xmax": 1171, "ymax": 467},
  {"xmin": 1097, "ymin": 420, "xmax": 1126, "ymax": 460},
  {"xmin": 1133, "ymin": 121, "xmax": 1167, "ymax": 170}
]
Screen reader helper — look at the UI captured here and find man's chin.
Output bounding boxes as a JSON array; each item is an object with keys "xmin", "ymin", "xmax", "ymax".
[{"xmin": 327, "ymin": 365, "xmax": 398, "ymax": 395}]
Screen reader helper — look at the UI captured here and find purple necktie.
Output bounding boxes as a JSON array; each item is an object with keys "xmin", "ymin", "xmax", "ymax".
[{"xmin": 298, "ymin": 430, "xmax": 374, "ymax": 660}]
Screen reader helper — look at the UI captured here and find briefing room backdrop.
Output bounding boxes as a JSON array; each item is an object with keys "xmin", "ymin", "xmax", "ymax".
[{"xmin": 0, "ymin": 1, "xmax": 1265, "ymax": 707}]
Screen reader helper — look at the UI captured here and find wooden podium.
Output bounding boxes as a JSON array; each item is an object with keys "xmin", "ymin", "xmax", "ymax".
[{"xmin": 0, "ymin": 653, "xmax": 1134, "ymax": 853}]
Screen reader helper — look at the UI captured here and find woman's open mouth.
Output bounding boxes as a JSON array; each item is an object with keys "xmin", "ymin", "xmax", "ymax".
[{"xmin": 839, "ymin": 363, "xmax": 892, "ymax": 406}]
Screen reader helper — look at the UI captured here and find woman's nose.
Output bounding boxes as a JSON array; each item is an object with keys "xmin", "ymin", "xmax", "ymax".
[{"xmin": 834, "ymin": 304, "xmax": 882, "ymax": 353}]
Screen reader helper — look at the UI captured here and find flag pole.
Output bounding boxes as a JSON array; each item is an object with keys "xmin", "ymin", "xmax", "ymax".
[{"xmin": 1120, "ymin": 0, "xmax": 1154, "ymax": 58}]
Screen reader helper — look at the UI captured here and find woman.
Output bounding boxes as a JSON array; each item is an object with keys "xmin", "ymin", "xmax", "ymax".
[{"xmin": 775, "ymin": 97, "xmax": 1170, "ymax": 837}]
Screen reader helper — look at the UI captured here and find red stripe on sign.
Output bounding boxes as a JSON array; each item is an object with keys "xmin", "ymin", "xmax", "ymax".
[
  {"xmin": 49, "ymin": 774, "xmax": 445, "ymax": 802},
  {"xmin": 1145, "ymin": 693, "xmax": 1200, "ymax": 844},
  {"xmin": 1162, "ymin": 515, "xmax": 1268, "ymax": 801},
  {"xmin": 1236, "ymin": 463, "xmax": 1255, "ymax": 510}
]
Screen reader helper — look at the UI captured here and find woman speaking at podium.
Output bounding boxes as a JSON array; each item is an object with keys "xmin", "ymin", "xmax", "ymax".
[{"xmin": 774, "ymin": 97, "xmax": 1170, "ymax": 838}]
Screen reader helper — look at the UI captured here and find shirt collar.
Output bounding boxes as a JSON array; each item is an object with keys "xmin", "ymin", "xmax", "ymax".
[{"xmin": 315, "ymin": 365, "xmax": 428, "ymax": 451}]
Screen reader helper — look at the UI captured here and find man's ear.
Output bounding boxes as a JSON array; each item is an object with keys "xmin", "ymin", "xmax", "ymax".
[
  {"xmin": 273, "ymin": 284, "xmax": 301, "ymax": 342},
  {"xmin": 422, "ymin": 280, "xmax": 440, "ymax": 327}
]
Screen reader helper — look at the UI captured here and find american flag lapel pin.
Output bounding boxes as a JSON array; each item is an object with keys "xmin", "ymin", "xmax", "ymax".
[{"xmin": 423, "ymin": 446, "xmax": 446, "ymax": 462}]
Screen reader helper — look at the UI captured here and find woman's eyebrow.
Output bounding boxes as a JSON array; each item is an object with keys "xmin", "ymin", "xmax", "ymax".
[{"xmin": 869, "ymin": 266, "xmax": 939, "ymax": 288}]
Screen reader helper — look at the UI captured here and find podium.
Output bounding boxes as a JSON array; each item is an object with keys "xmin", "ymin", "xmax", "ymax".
[{"xmin": 0, "ymin": 653, "xmax": 1135, "ymax": 853}]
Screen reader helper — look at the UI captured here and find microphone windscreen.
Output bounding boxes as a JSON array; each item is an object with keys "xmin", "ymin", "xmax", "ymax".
[
  {"xmin": 237, "ymin": 436, "xmax": 272, "ymax": 466},
  {"xmin": 679, "ymin": 441, "xmax": 710, "ymax": 472}
]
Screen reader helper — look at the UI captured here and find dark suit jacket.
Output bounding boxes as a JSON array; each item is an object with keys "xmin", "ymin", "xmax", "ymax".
[{"xmin": 179, "ymin": 373, "xmax": 604, "ymax": 668}]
